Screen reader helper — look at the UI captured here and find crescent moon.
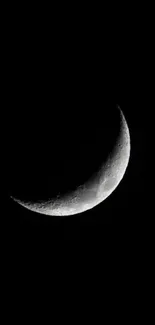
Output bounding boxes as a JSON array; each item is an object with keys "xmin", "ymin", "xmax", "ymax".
[{"xmin": 11, "ymin": 107, "xmax": 130, "ymax": 216}]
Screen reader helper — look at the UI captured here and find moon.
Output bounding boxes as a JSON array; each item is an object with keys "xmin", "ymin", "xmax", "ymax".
[{"xmin": 10, "ymin": 107, "xmax": 130, "ymax": 216}]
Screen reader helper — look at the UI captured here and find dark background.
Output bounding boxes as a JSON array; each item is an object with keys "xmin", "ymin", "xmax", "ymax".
[{"xmin": 2, "ymin": 15, "xmax": 146, "ymax": 239}]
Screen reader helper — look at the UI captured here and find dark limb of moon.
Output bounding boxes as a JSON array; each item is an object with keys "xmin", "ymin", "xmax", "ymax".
[{"xmin": 9, "ymin": 107, "xmax": 130, "ymax": 216}]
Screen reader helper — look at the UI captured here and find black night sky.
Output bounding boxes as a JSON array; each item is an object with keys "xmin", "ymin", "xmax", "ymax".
[{"xmin": 3, "ymin": 20, "xmax": 146, "ymax": 239}]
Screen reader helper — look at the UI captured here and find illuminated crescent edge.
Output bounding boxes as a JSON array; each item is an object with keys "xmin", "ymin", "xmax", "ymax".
[{"xmin": 11, "ymin": 108, "xmax": 131, "ymax": 216}]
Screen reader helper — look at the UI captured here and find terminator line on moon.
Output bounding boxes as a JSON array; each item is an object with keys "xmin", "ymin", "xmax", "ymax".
[{"xmin": 11, "ymin": 107, "xmax": 130, "ymax": 216}]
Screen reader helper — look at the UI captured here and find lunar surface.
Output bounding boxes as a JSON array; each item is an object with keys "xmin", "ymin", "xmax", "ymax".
[{"xmin": 10, "ymin": 106, "xmax": 131, "ymax": 216}]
